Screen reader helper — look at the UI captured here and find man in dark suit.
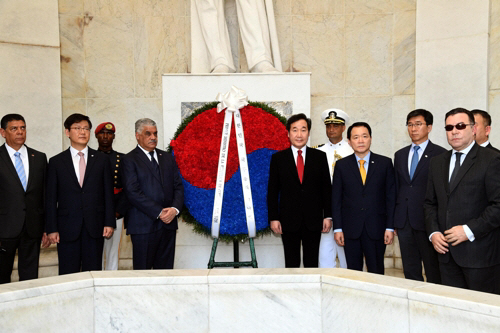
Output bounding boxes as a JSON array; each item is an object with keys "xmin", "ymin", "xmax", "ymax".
[
  {"xmin": 0, "ymin": 114, "xmax": 49, "ymax": 283},
  {"xmin": 471, "ymin": 109, "xmax": 499, "ymax": 152},
  {"xmin": 46, "ymin": 113, "xmax": 115, "ymax": 275},
  {"xmin": 123, "ymin": 118, "xmax": 183, "ymax": 270},
  {"xmin": 394, "ymin": 109, "xmax": 446, "ymax": 283},
  {"xmin": 333, "ymin": 122, "xmax": 395, "ymax": 275},
  {"xmin": 424, "ymin": 108, "xmax": 500, "ymax": 294},
  {"xmin": 268, "ymin": 113, "xmax": 332, "ymax": 268}
]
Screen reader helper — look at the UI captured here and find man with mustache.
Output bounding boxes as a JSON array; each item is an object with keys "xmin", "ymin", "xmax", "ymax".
[
  {"xmin": 122, "ymin": 118, "xmax": 184, "ymax": 269},
  {"xmin": 95, "ymin": 122, "xmax": 128, "ymax": 270}
]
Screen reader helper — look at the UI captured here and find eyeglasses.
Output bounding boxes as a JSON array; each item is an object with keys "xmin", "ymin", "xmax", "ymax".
[
  {"xmin": 407, "ymin": 122, "xmax": 426, "ymax": 129},
  {"xmin": 70, "ymin": 127, "xmax": 91, "ymax": 132},
  {"xmin": 444, "ymin": 123, "xmax": 473, "ymax": 131}
]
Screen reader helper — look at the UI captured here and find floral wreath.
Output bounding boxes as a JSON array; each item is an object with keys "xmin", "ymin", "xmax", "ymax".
[{"xmin": 169, "ymin": 101, "xmax": 290, "ymax": 242}]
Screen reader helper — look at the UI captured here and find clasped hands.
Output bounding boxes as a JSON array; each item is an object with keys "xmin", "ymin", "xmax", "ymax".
[
  {"xmin": 431, "ymin": 225, "xmax": 468, "ymax": 254},
  {"xmin": 160, "ymin": 207, "xmax": 177, "ymax": 224}
]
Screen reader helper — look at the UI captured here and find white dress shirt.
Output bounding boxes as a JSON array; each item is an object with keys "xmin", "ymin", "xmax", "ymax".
[
  {"xmin": 429, "ymin": 141, "xmax": 476, "ymax": 243},
  {"xmin": 137, "ymin": 144, "xmax": 158, "ymax": 163},
  {"xmin": 5, "ymin": 143, "xmax": 30, "ymax": 181},
  {"xmin": 291, "ymin": 145, "xmax": 306, "ymax": 165},
  {"xmin": 69, "ymin": 146, "xmax": 88, "ymax": 184},
  {"xmin": 407, "ymin": 140, "xmax": 429, "ymax": 174}
]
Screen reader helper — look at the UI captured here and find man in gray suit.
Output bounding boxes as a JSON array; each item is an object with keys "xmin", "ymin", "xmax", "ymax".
[
  {"xmin": 424, "ymin": 108, "xmax": 500, "ymax": 294},
  {"xmin": 0, "ymin": 114, "xmax": 49, "ymax": 283}
]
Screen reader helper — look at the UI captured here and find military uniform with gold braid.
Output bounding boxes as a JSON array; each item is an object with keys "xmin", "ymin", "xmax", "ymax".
[
  {"xmin": 315, "ymin": 109, "xmax": 353, "ymax": 268},
  {"xmin": 95, "ymin": 122, "xmax": 129, "ymax": 270}
]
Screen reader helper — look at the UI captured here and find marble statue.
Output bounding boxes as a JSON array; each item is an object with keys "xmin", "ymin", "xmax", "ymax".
[{"xmin": 191, "ymin": 0, "xmax": 282, "ymax": 73}]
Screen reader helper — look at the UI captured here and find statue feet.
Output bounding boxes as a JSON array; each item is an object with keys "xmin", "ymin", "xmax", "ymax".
[
  {"xmin": 211, "ymin": 64, "xmax": 235, "ymax": 73},
  {"xmin": 250, "ymin": 60, "xmax": 280, "ymax": 73}
]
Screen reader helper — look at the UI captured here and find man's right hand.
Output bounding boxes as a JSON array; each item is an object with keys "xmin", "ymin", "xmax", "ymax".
[
  {"xmin": 270, "ymin": 220, "xmax": 282, "ymax": 234},
  {"xmin": 431, "ymin": 232, "xmax": 449, "ymax": 254},
  {"xmin": 334, "ymin": 231, "xmax": 344, "ymax": 246},
  {"xmin": 48, "ymin": 232, "xmax": 60, "ymax": 244}
]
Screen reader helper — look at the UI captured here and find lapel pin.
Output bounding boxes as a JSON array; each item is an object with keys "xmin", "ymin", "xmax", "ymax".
[
  {"xmin": 425, "ymin": 155, "xmax": 428, "ymax": 158},
  {"xmin": 371, "ymin": 161, "xmax": 374, "ymax": 164},
  {"xmin": 91, "ymin": 155, "xmax": 94, "ymax": 157}
]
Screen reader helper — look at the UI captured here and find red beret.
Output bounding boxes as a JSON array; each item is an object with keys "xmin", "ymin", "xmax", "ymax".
[{"xmin": 95, "ymin": 122, "xmax": 116, "ymax": 135}]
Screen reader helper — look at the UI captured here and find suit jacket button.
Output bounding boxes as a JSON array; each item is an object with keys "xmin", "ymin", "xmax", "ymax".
[
  {"xmin": 405, "ymin": 198, "xmax": 408, "ymax": 201},
  {"xmin": 409, "ymin": 185, "xmax": 413, "ymax": 188}
]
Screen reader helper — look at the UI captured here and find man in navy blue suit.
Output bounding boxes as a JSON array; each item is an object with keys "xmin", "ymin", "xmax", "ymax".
[
  {"xmin": 332, "ymin": 122, "xmax": 396, "ymax": 274},
  {"xmin": 46, "ymin": 113, "xmax": 115, "ymax": 275},
  {"xmin": 394, "ymin": 109, "xmax": 445, "ymax": 283},
  {"xmin": 123, "ymin": 118, "xmax": 183, "ymax": 270}
]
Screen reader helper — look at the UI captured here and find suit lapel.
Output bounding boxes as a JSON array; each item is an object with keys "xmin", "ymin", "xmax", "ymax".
[
  {"xmin": 135, "ymin": 146, "xmax": 161, "ymax": 183},
  {"xmin": 287, "ymin": 148, "xmax": 301, "ymax": 185},
  {"xmin": 449, "ymin": 144, "xmax": 478, "ymax": 193},
  {"xmin": 82, "ymin": 148, "xmax": 97, "ymax": 187},
  {"xmin": 400, "ymin": 145, "xmax": 411, "ymax": 184},
  {"xmin": 347, "ymin": 154, "xmax": 364, "ymax": 187},
  {"xmin": 62, "ymin": 148, "xmax": 80, "ymax": 187},
  {"xmin": 365, "ymin": 153, "xmax": 376, "ymax": 186},
  {"xmin": 0, "ymin": 144, "xmax": 25, "ymax": 190},
  {"xmin": 441, "ymin": 151, "xmax": 452, "ymax": 195},
  {"xmin": 411, "ymin": 142, "xmax": 433, "ymax": 181},
  {"xmin": 156, "ymin": 149, "xmax": 165, "ymax": 184},
  {"xmin": 26, "ymin": 146, "xmax": 36, "ymax": 191}
]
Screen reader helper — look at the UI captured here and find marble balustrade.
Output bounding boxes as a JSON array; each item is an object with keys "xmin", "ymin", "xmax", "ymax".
[{"xmin": 0, "ymin": 268, "xmax": 499, "ymax": 332}]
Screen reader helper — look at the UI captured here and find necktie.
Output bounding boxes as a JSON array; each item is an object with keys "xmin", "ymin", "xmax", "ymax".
[
  {"xmin": 359, "ymin": 160, "xmax": 366, "ymax": 185},
  {"xmin": 149, "ymin": 151, "xmax": 160, "ymax": 177},
  {"xmin": 297, "ymin": 150, "xmax": 304, "ymax": 183},
  {"xmin": 78, "ymin": 152, "xmax": 86, "ymax": 187},
  {"xmin": 14, "ymin": 152, "xmax": 27, "ymax": 191},
  {"xmin": 449, "ymin": 152, "xmax": 463, "ymax": 185},
  {"xmin": 409, "ymin": 145, "xmax": 420, "ymax": 180}
]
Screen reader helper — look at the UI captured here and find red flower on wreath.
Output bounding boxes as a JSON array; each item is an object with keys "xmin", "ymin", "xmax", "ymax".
[{"xmin": 170, "ymin": 105, "xmax": 290, "ymax": 189}]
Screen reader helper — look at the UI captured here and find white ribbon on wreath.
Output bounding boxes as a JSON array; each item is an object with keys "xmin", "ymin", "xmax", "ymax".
[{"xmin": 211, "ymin": 86, "xmax": 256, "ymax": 239}]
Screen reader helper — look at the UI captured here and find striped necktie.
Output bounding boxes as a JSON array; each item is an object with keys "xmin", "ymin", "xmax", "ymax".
[{"xmin": 14, "ymin": 152, "xmax": 27, "ymax": 191}]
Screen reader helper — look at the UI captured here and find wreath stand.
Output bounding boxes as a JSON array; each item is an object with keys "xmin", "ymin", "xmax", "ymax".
[{"xmin": 208, "ymin": 238, "xmax": 258, "ymax": 269}]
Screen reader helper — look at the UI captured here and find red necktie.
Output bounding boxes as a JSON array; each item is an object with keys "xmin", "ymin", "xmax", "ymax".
[{"xmin": 297, "ymin": 150, "xmax": 304, "ymax": 183}]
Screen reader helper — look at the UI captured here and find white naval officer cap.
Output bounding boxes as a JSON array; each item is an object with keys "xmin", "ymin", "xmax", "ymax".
[{"xmin": 321, "ymin": 109, "xmax": 350, "ymax": 125}]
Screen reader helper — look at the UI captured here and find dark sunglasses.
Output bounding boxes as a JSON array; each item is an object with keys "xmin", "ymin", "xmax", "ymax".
[{"xmin": 444, "ymin": 123, "xmax": 473, "ymax": 131}]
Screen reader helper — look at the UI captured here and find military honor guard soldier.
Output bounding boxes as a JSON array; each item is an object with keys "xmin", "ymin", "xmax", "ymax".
[
  {"xmin": 315, "ymin": 109, "xmax": 353, "ymax": 268},
  {"xmin": 95, "ymin": 122, "xmax": 129, "ymax": 270}
]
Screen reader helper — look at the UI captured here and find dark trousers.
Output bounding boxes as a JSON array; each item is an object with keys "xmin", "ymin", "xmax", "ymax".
[
  {"xmin": 0, "ymin": 225, "xmax": 41, "ymax": 284},
  {"xmin": 57, "ymin": 226, "xmax": 104, "ymax": 275},
  {"xmin": 397, "ymin": 217, "xmax": 441, "ymax": 283},
  {"xmin": 439, "ymin": 255, "xmax": 500, "ymax": 295},
  {"xmin": 281, "ymin": 224, "xmax": 321, "ymax": 268},
  {"xmin": 131, "ymin": 227, "xmax": 176, "ymax": 270},
  {"xmin": 344, "ymin": 226, "xmax": 386, "ymax": 275}
]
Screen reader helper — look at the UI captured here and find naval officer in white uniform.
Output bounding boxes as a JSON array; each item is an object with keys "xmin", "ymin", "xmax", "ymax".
[{"xmin": 315, "ymin": 109, "xmax": 353, "ymax": 268}]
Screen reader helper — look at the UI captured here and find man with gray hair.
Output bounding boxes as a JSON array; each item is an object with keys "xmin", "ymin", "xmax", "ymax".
[{"xmin": 122, "ymin": 118, "xmax": 184, "ymax": 269}]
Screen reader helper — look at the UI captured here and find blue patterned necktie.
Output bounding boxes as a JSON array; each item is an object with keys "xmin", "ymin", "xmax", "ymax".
[
  {"xmin": 14, "ymin": 152, "xmax": 27, "ymax": 191},
  {"xmin": 409, "ymin": 146, "xmax": 420, "ymax": 180}
]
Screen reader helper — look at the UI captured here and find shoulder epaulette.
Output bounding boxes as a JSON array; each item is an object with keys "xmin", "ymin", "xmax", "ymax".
[{"xmin": 311, "ymin": 144, "xmax": 325, "ymax": 149}]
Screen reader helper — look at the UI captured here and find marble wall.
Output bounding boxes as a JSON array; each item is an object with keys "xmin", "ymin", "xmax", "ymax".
[
  {"xmin": 3, "ymin": 0, "xmax": 499, "ymax": 277},
  {"xmin": 0, "ymin": 0, "xmax": 62, "ymax": 158}
]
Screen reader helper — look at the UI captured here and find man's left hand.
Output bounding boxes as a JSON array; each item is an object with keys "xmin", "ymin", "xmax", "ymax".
[
  {"xmin": 384, "ymin": 230, "xmax": 394, "ymax": 245},
  {"xmin": 160, "ymin": 207, "xmax": 177, "ymax": 224},
  {"xmin": 322, "ymin": 218, "xmax": 332, "ymax": 233},
  {"xmin": 41, "ymin": 233, "xmax": 51, "ymax": 248},
  {"xmin": 103, "ymin": 227, "xmax": 114, "ymax": 239},
  {"xmin": 444, "ymin": 226, "xmax": 468, "ymax": 246}
]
